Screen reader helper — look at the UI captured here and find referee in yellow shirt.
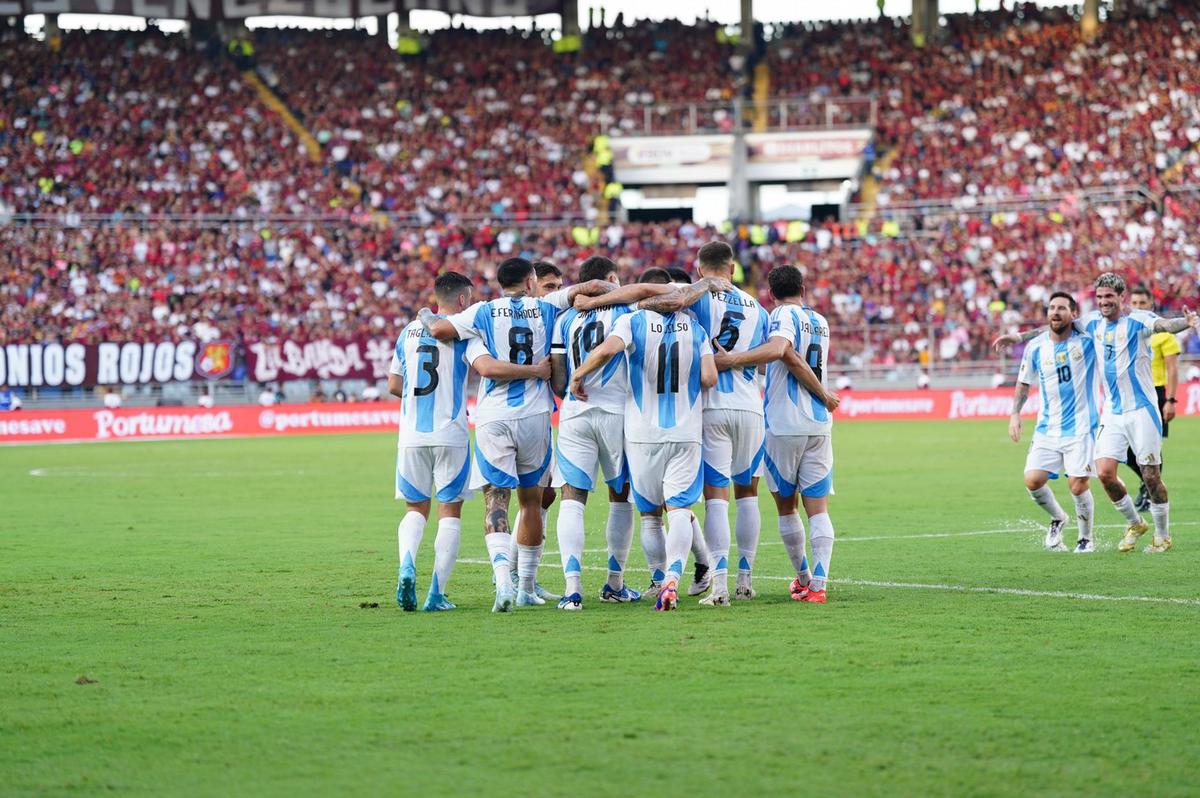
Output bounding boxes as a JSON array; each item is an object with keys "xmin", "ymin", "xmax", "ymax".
[{"xmin": 1128, "ymin": 286, "xmax": 1182, "ymax": 510}]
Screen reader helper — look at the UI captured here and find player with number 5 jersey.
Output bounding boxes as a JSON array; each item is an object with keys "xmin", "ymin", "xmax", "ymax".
[{"xmin": 688, "ymin": 241, "xmax": 771, "ymax": 605}]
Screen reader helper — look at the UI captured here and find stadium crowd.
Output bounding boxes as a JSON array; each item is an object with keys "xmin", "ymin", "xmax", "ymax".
[{"xmin": 2, "ymin": 2, "xmax": 1199, "ymax": 373}]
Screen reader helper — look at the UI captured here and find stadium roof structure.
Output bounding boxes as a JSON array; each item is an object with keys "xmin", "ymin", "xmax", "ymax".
[{"xmin": 0, "ymin": 0, "xmax": 561, "ymax": 20}]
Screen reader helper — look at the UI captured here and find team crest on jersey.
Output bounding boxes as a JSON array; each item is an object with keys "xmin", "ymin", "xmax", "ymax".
[
  {"xmin": 1055, "ymin": 351, "xmax": 1068, "ymax": 365},
  {"xmin": 1070, "ymin": 347, "xmax": 1084, "ymax": 361},
  {"xmin": 195, "ymin": 341, "xmax": 235, "ymax": 380},
  {"xmin": 1104, "ymin": 330, "xmax": 1115, "ymax": 344}
]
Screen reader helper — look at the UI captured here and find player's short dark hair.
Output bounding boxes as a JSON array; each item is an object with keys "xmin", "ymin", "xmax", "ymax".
[
  {"xmin": 497, "ymin": 257, "xmax": 535, "ymax": 288},
  {"xmin": 1047, "ymin": 291, "xmax": 1077, "ymax": 312},
  {"xmin": 639, "ymin": 268, "xmax": 672, "ymax": 284},
  {"xmin": 697, "ymin": 240, "xmax": 734, "ymax": 271},
  {"xmin": 767, "ymin": 265, "xmax": 805, "ymax": 300},
  {"xmin": 434, "ymin": 271, "xmax": 473, "ymax": 303},
  {"xmin": 533, "ymin": 261, "xmax": 562, "ymax": 280},
  {"xmin": 667, "ymin": 267, "xmax": 693, "ymax": 284},
  {"xmin": 1129, "ymin": 284, "xmax": 1152, "ymax": 299},
  {"xmin": 579, "ymin": 256, "xmax": 617, "ymax": 283}
]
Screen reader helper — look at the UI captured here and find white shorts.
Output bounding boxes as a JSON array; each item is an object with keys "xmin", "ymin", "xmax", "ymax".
[
  {"xmin": 396, "ymin": 444, "xmax": 474, "ymax": 503},
  {"xmin": 471, "ymin": 413, "xmax": 553, "ymax": 490},
  {"xmin": 763, "ymin": 432, "xmax": 833, "ymax": 499},
  {"xmin": 1096, "ymin": 407, "xmax": 1162, "ymax": 467},
  {"xmin": 553, "ymin": 409, "xmax": 627, "ymax": 492},
  {"xmin": 1025, "ymin": 434, "xmax": 1096, "ymax": 479},
  {"xmin": 702, "ymin": 408, "xmax": 765, "ymax": 487},
  {"xmin": 626, "ymin": 441, "xmax": 703, "ymax": 513}
]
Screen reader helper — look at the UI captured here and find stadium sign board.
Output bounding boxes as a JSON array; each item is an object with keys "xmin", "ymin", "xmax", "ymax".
[
  {"xmin": 0, "ymin": 0, "xmax": 560, "ymax": 19},
  {"xmin": 14, "ymin": 387, "xmax": 1198, "ymax": 446},
  {"xmin": 611, "ymin": 130, "xmax": 872, "ymax": 185}
]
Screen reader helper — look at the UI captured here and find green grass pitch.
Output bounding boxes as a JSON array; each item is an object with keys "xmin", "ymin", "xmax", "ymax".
[{"xmin": 3, "ymin": 420, "xmax": 1199, "ymax": 796}]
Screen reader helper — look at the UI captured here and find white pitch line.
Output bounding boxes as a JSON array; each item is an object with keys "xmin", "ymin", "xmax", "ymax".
[
  {"xmin": 454, "ymin": 560, "xmax": 1200, "ymax": 608},
  {"xmin": 540, "ymin": 521, "xmax": 1200, "ymax": 556}
]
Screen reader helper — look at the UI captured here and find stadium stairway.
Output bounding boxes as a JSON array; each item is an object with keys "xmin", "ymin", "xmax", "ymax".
[
  {"xmin": 853, "ymin": 147, "xmax": 898, "ymax": 218},
  {"xmin": 752, "ymin": 61, "xmax": 769, "ymax": 132},
  {"xmin": 241, "ymin": 70, "xmax": 323, "ymax": 164}
]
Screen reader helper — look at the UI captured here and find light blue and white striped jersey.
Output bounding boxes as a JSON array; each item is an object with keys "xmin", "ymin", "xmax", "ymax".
[
  {"xmin": 448, "ymin": 292, "xmax": 567, "ymax": 426},
  {"xmin": 551, "ymin": 303, "xmax": 633, "ymax": 421},
  {"xmin": 1075, "ymin": 309, "xmax": 1160, "ymax": 418},
  {"xmin": 610, "ymin": 309, "xmax": 713, "ymax": 444},
  {"xmin": 764, "ymin": 303, "xmax": 831, "ymax": 436},
  {"xmin": 690, "ymin": 287, "xmax": 771, "ymax": 414},
  {"xmin": 390, "ymin": 319, "xmax": 473, "ymax": 446},
  {"xmin": 1017, "ymin": 330, "xmax": 1101, "ymax": 439}
]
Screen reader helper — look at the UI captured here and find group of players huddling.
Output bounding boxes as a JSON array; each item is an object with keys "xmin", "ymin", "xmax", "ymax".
[
  {"xmin": 388, "ymin": 241, "xmax": 839, "ymax": 612},
  {"xmin": 387, "ymin": 244, "xmax": 1197, "ymax": 613}
]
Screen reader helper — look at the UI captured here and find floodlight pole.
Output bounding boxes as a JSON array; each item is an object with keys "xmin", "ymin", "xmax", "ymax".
[
  {"xmin": 727, "ymin": 0, "xmax": 754, "ymax": 223},
  {"xmin": 562, "ymin": 0, "xmax": 580, "ymax": 36},
  {"xmin": 911, "ymin": 0, "xmax": 938, "ymax": 48},
  {"xmin": 1082, "ymin": 0, "xmax": 1100, "ymax": 41}
]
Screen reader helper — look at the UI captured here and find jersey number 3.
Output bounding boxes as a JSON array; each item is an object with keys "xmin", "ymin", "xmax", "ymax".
[{"xmin": 414, "ymin": 344, "xmax": 439, "ymax": 396}]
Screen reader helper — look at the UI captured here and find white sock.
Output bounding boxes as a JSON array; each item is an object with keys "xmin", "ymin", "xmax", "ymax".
[
  {"xmin": 1113, "ymin": 493, "xmax": 1142, "ymax": 525},
  {"xmin": 664, "ymin": 508, "xmax": 693, "ymax": 586},
  {"xmin": 1150, "ymin": 502, "xmax": 1170, "ymax": 541},
  {"xmin": 778, "ymin": 512, "xmax": 809, "ymax": 582},
  {"xmin": 430, "ymin": 517, "xmax": 461, "ymax": 596},
  {"xmin": 1072, "ymin": 492, "xmax": 1094, "ymax": 543},
  {"xmin": 557, "ymin": 499, "xmax": 586, "ymax": 597},
  {"xmin": 703, "ymin": 499, "xmax": 731, "ymax": 592},
  {"xmin": 1028, "ymin": 485, "xmax": 1067, "ymax": 522},
  {"xmin": 689, "ymin": 513, "xmax": 711, "ymax": 568},
  {"xmin": 734, "ymin": 496, "xmax": 760, "ymax": 579},
  {"xmin": 809, "ymin": 512, "xmax": 835, "ymax": 592},
  {"xmin": 640, "ymin": 514, "xmax": 666, "ymax": 584},
  {"xmin": 605, "ymin": 500, "xmax": 635, "ymax": 591},
  {"xmin": 517, "ymin": 544, "xmax": 540, "ymax": 593},
  {"xmin": 507, "ymin": 510, "xmax": 522, "ymax": 576},
  {"xmin": 397, "ymin": 510, "xmax": 426, "ymax": 573},
  {"xmin": 485, "ymin": 532, "xmax": 513, "ymax": 586},
  {"xmin": 736, "ymin": 497, "xmax": 761, "ymax": 580}
]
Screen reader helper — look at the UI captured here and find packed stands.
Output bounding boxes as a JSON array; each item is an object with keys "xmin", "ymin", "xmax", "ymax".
[{"xmin": 3, "ymin": 4, "xmax": 1200, "ymax": 384}]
